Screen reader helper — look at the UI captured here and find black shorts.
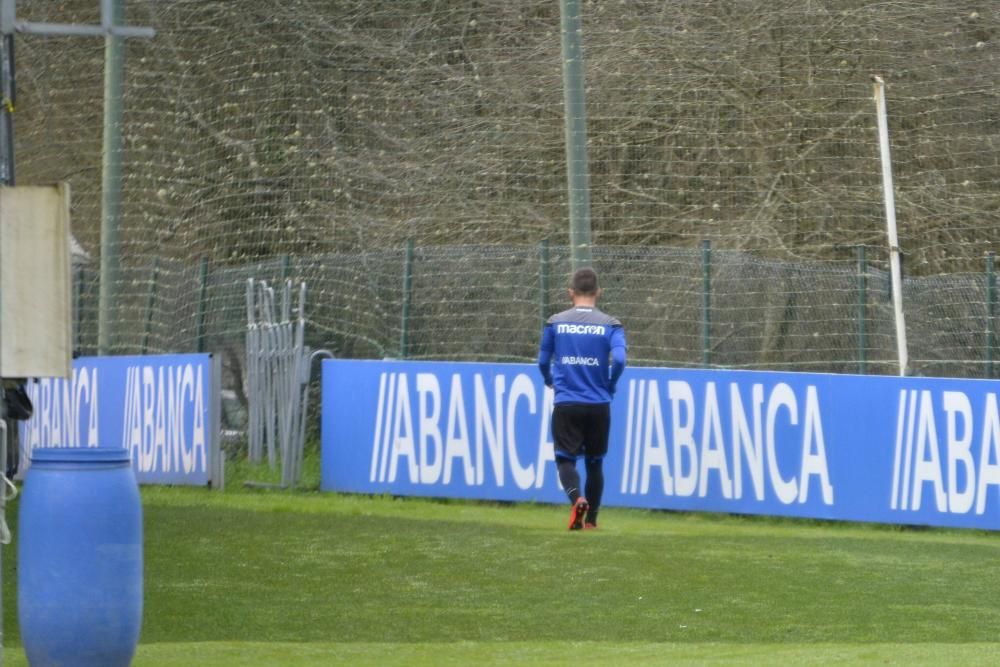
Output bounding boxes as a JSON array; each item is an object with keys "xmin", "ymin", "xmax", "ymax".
[{"xmin": 551, "ymin": 402, "xmax": 611, "ymax": 460}]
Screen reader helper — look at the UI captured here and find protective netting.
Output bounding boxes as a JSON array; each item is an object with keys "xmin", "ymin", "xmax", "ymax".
[
  {"xmin": 9, "ymin": 0, "xmax": 1000, "ymax": 378},
  {"xmin": 69, "ymin": 245, "xmax": 996, "ymax": 381}
]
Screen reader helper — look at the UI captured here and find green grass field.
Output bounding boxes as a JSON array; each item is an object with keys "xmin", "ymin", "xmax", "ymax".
[{"xmin": 4, "ymin": 465, "xmax": 1000, "ymax": 665}]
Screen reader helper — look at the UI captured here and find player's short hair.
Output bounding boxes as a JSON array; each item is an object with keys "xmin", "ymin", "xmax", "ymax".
[{"xmin": 570, "ymin": 267, "xmax": 599, "ymax": 295}]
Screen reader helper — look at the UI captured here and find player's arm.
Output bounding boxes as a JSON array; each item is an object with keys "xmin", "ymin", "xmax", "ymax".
[
  {"xmin": 608, "ymin": 326, "xmax": 627, "ymax": 395},
  {"xmin": 537, "ymin": 324, "xmax": 555, "ymax": 387}
]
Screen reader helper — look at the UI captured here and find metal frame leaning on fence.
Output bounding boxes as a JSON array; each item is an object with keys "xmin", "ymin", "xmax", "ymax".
[{"xmin": 245, "ymin": 278, "xmax": 331, "ymax": 488}]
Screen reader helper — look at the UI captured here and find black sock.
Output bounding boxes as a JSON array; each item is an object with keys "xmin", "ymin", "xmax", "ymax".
[
  {"xmin": 584, "ymin": 457, "xmax": 604, "ymax": 522},
  {"xmin": 557, "ymin": 458, "xmax": 581, "ymax": 503}
]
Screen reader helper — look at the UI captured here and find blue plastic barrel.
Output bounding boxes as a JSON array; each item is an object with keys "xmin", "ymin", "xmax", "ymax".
[{"xmin": 18, "ymin": 447, "xmax": 143, "ymax": 667}]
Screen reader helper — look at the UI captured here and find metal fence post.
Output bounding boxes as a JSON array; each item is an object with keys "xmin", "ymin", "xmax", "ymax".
[
  {"xmin": 141, "ymin": 256, "xmax": 159, "ymax": 354},
  {"xmin": 857, "ymin": 245, "xmax": 868, "ymax": 375},
  {"xmin": 74, "ymin": 265, "xmax": 84, "ymax": 354},
  {"xmin": 702, "ymin": 239, "xmax": 711, "ymax": 368},
  {"xmin": 400, "ymin": 239, "xmax": 414, "ymax": 359},
  {"xmin": 195, "ymin": 256, "xmax": 208, "ymax": 353},
  {"xmin": 280, "ymin": 253, "xmax": 290, "ymax": 283},
  {"xmin": 987, "ymin": 251, "xmax": 996, "ymax": 379},
  {"xmin": 539, "ymin": 239, "xmax": 550, "ymax": 327}
]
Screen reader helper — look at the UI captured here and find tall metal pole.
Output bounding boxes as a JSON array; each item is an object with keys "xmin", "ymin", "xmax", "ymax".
[
  {"xmin": 559, "ymin": 0, "xmax": 592, "ymax": 271},
  {"xmin": 872, "ymin": 75, "xmax": 908, "ymax": 377},
  {"xmin": 97, "ymin": 0, "xmax": 124, "ymax": 355}
]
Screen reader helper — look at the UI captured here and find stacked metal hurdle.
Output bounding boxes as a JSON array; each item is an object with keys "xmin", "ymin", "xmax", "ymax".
[{"xmin": 245, "ymin": 278, "xmax": 329, "ymax": 488}]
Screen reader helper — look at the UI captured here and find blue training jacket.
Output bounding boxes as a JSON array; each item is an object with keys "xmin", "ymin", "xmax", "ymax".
[{"xmin": 537, "ymin": 306, "xmax": 627, "ymax": 405}]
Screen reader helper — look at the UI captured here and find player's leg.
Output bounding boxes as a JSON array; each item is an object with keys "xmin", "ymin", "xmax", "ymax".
[
  {"xmin": 583, "ymin": 456, "xmax": 604, "ymax": 528},
  {"xmin": 556, "ymin": 456, "xmax": 581, "ymax": 503},
  {"xmin": 558, "ymin": 453, "xmax": 591, "ymax": 530},
  {"xmin": 552, "ymin": 404, "xmax": 583, "ymax": 501},
  {"xmin": 552, "ymin": 404, "xmax": 589, "ymax": 529},
  {"xmin": 582, "ymin": 403, "xmax": 611, "ymax": 528}
]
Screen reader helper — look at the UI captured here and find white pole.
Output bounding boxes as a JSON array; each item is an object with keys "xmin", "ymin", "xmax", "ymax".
[{"xmin": 872, "ymin": 75, "xmax": 909, "ymax": 376}]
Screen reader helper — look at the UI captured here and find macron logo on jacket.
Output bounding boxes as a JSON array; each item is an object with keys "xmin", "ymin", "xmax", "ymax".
[{"xmin": 555, "ymin": 323, "xmax": 606, "ymax": 336}]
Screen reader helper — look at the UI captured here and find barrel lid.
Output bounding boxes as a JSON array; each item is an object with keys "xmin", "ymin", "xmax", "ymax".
[{"xmin": 30, "ymin": 447, "xmax": 131, "ymax": 464}]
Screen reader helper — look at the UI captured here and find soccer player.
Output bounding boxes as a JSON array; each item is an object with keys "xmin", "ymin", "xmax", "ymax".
[{"xmin": 538, "ymin": 267, "xmax": 627, "ymax": 530}]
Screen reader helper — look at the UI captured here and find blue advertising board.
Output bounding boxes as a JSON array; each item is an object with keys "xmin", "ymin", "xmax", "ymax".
[
  {"xmin": 18, "ymin": 354, "xmax": 222, "ymax": 486},
  {"xmin": 322, "ymin": 359, "xmax": 1000, "ymax": 530}
]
